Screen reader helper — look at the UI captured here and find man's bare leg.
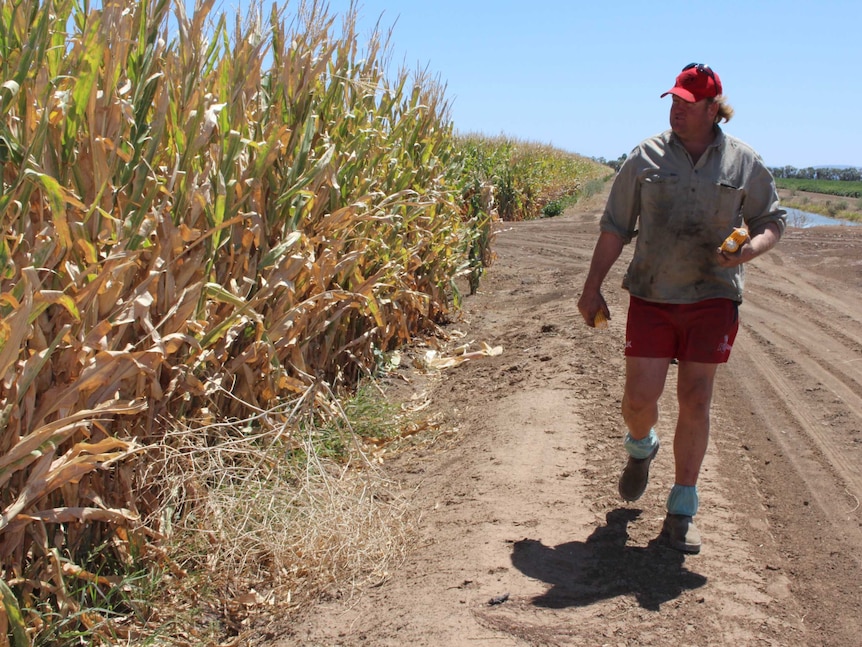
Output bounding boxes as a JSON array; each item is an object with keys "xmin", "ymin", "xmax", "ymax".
[
  {"xmin": 621, "ymin": 356, "xmax": 671, "ymax": 439},
  {"xmin": 672, "ymin": 360, "xmax": 719, "ymax": 486}
]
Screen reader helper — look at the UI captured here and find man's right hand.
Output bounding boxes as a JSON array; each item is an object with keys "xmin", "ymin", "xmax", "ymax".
[
  {"xmin": 578, "ymin": 230, "xmax": 625, "ymax": 327},
  {"xmin": 577, "ymin": 291, "xmax": 610, "ymax": 328}
]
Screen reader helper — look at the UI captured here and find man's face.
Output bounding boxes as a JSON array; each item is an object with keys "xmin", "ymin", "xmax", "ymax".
[{"xmin": 669, "ymin": 95, "xmax": 718, "ymax": 140}]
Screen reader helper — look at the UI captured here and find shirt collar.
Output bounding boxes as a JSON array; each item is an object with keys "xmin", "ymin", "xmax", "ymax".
[
  {"xmin": 669, "ymin": 124, "xmax": 725, "ymax": 149},
  {"xmin": 710, "ymin": 125, "xmax": 726, "ymax": 149}
]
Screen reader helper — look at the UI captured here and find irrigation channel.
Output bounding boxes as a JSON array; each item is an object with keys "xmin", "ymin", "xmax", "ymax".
[{"xmin": 785, "ymin": 207, "xmax": 860, "ymax": 228}]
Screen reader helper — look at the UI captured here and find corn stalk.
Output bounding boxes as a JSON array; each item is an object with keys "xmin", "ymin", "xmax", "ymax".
[
  {"xmin": 0, "ymin": 0, "xmax": 482, "ymax": 639},
  {"xmin": 457, "ymin": 134, "xmax": 607, "ymax": 221}
]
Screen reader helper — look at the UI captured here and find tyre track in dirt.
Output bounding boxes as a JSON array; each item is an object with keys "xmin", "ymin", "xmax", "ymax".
[
  {"xmin": 737, "ymin": 239, "xmax": 862, "ymax": 526},
  {"xmin": 739, "ymin": 291, "xmax": 862, "ymax": 503},
  {"xmin": 716, "ymin": 226, "xmax": 862, "ymax": 645}
]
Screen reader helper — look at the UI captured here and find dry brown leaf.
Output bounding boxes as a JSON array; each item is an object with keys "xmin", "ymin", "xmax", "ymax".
[{"xmin": 423, "ymin": 342, "xmax": 503, "ymax": 369}]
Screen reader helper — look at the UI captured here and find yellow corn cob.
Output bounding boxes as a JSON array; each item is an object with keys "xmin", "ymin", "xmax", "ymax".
[
  {"xmin": 720, "ymin": 227, "xmax": 749, "ymax": 253},
  {"xmin": 594, "ymin": 311, "xmax": 609, "ymax": 329}
]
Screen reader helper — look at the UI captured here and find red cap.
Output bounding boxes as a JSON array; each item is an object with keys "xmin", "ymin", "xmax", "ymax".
[{"xmin": 661, "ymin": 64, "xmax": 722, "ymax": 102}]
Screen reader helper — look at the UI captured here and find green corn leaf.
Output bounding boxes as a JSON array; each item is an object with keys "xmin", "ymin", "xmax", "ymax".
[
  {"xmin": 24, "ymin": 170, "xmax": 71, "ymax": 248},
  {"xmin": 258, "ymin": 231, "xmax": 303, "ymax": 270},
  {"xmin": 0, "ymin": 578, "xmax": 29, "ymax": 647},
  {"xmin": 0, "ymin": 235, "xmax": 15, "ymax": 280},
  {"xmin": 28, "ymin": 291, "xmax": 81, "ymax": 324}
]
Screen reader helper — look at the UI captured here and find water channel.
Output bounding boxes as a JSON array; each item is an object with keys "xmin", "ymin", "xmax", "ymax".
[{"xmin": 784, "ymin": 207, "xmax": 860, "ymax": 228}]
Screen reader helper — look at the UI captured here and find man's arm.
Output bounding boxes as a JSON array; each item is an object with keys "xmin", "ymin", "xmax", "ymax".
[{"xmin": 577, "ymin": 230, "xmax": 626, "ymax": 327}]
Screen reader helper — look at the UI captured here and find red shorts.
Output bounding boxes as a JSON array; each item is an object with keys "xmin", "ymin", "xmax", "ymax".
[{"xmin": 625, "ymin": 296, "xmax": 739, "ymax": 363}]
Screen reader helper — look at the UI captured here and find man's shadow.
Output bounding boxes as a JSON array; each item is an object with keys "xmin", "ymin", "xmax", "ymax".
[{"xmin": 510, "ymin": 508, "xmax": 707, "ymax": 611}]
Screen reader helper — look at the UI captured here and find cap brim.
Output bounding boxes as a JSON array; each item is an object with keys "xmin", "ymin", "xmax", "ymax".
[{"xmin": 661, "ymin": 87, "xmax": 697, "ymax": 102}]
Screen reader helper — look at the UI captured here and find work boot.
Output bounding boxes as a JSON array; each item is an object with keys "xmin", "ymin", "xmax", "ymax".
[
  {"xmin": 661, "ymin": 513, "xmax": 702, "ymax": 554},
  {"xmin": 618, "ymin": 441, "xmax": 659, "ymax": 502}
]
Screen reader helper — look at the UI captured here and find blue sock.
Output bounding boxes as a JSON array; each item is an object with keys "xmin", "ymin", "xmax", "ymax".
[
  {"xmin": 623, "ymin": 428, "xmax": 658, "ymax": 459},
  {"xmin": 666, "ymin": 484, "xmax": 699, "ymax": 516}
]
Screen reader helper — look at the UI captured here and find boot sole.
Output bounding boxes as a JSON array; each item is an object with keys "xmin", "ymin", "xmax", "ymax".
[{"xmin": 661, "ymin": 533, "xmax": 701, "ymax": 554}]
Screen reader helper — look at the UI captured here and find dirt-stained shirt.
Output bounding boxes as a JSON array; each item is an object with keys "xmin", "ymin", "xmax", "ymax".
[{"xmin": 600, "ymin": 127, "xmax": 786, "ymax": 304}]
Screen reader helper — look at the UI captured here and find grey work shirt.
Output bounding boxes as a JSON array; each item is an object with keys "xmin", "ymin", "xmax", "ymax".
[{"xmin": 600, "ymin": 127, "xmax": 786, "ymax": 304}]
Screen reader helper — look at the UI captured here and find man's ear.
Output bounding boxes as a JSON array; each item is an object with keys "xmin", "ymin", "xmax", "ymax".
[{"xmin": 709, "ymin": 101, "xmax": 721, "ymax": 122}]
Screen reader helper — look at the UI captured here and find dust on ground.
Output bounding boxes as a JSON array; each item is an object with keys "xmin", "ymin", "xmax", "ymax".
[{"xmin": 282, "ymin": 185, "xmax": 862, "ymax": 646}]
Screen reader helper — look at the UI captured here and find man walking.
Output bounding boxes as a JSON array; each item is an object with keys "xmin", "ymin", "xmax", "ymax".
[{"xmin": 577, "ymin": 63, "xmax": 786, "ymax": 553}]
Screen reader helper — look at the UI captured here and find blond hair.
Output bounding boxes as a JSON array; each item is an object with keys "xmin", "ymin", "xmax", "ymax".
[{"xmin": 712, "ymin": 95, "xmax": 734, "ymax": 123}]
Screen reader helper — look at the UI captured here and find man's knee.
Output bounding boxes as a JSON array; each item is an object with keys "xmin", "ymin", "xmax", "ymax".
[
  {"xmin": 622, "ymin": 387, "xmax": 662, "ymax": 415},
  {"xmin": 677, "ymin": 382, "xmax": 714, "ymax": 416}
]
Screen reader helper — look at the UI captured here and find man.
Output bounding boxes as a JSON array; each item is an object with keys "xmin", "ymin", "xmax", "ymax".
[{"xmin": 576, "ymin": 63, "xmax": 785, "ymax": 554}]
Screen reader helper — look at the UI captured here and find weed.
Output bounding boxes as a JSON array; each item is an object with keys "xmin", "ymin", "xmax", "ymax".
[
  {"xmin": 28, "ymin": 549, "xmax": 160, "ymax": 647},
  {"xmin": 542, "ymin": 201, "xmax": 564, "ymax": 218},
  {"xmin": 341, "ymin": 381, "xmax": 404, "ymax": 443}
]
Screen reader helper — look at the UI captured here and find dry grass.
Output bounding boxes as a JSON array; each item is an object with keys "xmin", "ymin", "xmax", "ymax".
[{"xmin": 134, "ymin": 393, "xmax": 415, "ymax": 642}]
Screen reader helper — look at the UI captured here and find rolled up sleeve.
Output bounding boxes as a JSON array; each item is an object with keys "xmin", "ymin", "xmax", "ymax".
[
  {"xmin": 600, "ymin": 152, "xmax": 642, "ymax": 244},
  {"xmin": 743, "ymin": 161, "xmax": 786, "ymax": 236}
]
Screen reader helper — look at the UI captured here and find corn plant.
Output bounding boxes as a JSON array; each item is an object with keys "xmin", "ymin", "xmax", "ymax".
[
  {"xmin": 457, "ymin": 134, "xmax": 608, "ymax": 221},
  {"xmin": 0, "ymin": 0, "xmax": 487, "ymax": 639}
]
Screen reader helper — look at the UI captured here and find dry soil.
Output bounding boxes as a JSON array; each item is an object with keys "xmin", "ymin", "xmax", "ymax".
[{"xmin": 284, "ymin": 185, "xmax": 862, "ymax": 647}]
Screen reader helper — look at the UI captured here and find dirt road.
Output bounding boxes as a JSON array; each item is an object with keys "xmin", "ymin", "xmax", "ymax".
[{"xmin": 286, "ymin": 186, "xmax": 862, "ymax": 646}]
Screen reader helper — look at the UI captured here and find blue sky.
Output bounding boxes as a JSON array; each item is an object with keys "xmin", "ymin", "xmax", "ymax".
[{"xmin": 244, "ymin": 0, "xmax": 861, "ymax": 169}]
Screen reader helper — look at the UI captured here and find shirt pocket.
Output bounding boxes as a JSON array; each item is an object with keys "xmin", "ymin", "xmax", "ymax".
[
  {"xmin": 711, "ymin": 182, "xmax": 746, "ymax": 227},
  {"xmin": 639, "ymin": 172, "xmax": 680, "ymax": 218}
]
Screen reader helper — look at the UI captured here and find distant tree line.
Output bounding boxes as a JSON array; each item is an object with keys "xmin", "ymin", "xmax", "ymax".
[
  {"xmin": 770, "ymin": 166, "xmax": 862, "ymax": 181},
  {"xmin": 592, "ymin": 158, "xmax": 862, "ymax": 183},
  {"xmin": 593, "ymin": 153, "xmax": 628, "ymax": 172}
]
